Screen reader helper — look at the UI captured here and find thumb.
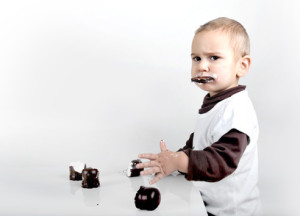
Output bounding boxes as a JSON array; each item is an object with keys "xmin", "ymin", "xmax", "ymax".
[{"xmin": 160, "ymin": 140, "xmax": 167, "ymax": 152}]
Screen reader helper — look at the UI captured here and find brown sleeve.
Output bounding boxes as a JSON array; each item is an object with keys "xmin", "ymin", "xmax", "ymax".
[
  {"xmin": 182, "ymin": 129, "xmax": 248, "ymax": 182},
  {"xmin": 178, "ymin": 132, "xmax": 194, "ymax": 152}
]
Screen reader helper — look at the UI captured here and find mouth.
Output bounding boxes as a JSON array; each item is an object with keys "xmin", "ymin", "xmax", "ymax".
[{"xmin": 191, "ymin": 74, "xmax": 217, "ymax": 84}]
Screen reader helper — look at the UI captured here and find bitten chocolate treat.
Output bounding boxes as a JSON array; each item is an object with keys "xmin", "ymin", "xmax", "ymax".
[
  {"xmin": 82, "ymin": 167, "xmax": 100, "ymax": 188},
  {"xmin": 126, "ymin": 159, "xmax": 144, "ymax": 177},
  {"xmin": 135, "ymin": 186, "xmax": 161, "ymax": 211},
  {"xmin": 191, "ymin": 74, "xmax": 217, "ymax": 84},
  {"xmin": 69, "ymin": 161, "xmax": 86, "ymax": 181},
  {"xmin": 191, "ymin": 76, "xmax": 214, "ymax": 83}
]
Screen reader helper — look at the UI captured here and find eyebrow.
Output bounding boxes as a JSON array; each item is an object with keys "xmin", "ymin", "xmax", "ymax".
[{"xmin": 191, "ymin": 52, "xmax": 223, "ymax": 56}]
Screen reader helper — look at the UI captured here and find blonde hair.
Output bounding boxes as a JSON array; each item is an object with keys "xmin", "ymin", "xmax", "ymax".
[{"xmin": 195, "ymin": 17, "xmax": 250, "ymax": 58}]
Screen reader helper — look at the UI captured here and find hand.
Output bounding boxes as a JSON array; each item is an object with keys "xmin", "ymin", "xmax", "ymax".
[{"xmin": 137, "ymin": 140, "xmax": 179, "ymax": 184}]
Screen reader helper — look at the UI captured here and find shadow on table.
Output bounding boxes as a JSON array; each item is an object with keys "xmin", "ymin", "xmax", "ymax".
[
  {"xmin": 156, "ymin": 174, "xmax": 194, "ymax": 204},
  {"xmin": 69, "ymin": 179, "xmax": 100, "ymax": 207}
]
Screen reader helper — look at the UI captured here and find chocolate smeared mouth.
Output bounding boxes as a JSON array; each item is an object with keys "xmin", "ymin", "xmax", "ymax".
[{"xmin": 191, "ymin": 75, "xmax": 215, "ymax": 83}]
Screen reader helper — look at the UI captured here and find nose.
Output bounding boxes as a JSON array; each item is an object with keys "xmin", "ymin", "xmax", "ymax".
[{"xmin": 198, "ymin": 60, "xmax": 209, "ymax": 72}]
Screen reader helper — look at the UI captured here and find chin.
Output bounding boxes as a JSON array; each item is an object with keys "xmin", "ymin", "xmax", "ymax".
[{"xmin": 198, "ymin": 83, "xmax": 215, "ymax": 91}]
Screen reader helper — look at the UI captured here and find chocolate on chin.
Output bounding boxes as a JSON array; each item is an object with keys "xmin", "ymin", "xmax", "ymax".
[
  {"xmin": 135, "ymin": 186, "xmax": 161, "ymax": 211},
  {"xmin": 82, "ymin": 167, "xmax": 100, "ymax": 188},
  {"xmin": 126, "ymin": 159, "xmax": 144, "ymax": 177},
  {"xmin": 69, "ymin": 161, "xmax": 86, "ymax": 181}
]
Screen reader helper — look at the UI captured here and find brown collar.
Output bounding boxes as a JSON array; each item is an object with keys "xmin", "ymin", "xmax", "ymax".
[{"xmin": 199, "ymin": 85, "xmax": 246, "ymax": 114}]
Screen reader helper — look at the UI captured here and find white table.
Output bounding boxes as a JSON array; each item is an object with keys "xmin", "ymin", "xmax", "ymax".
[{"xmin": 1, "ymin": 165, "xmax": 207, "ymax": 216}]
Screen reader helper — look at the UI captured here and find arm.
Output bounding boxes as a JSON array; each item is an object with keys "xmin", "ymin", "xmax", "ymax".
[
  {"xmin": 137, "ymin": 129, "xmax": 248, "ymax": 183},
  {"xmin": 177, "ymin": 132, "xmax": 194, "ymax": 152},
  {"xmin": 184, "ymin": 129, "xmax": 248, "ymax": 181}
]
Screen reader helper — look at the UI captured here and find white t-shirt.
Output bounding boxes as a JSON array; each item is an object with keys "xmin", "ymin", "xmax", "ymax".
[{"xmin": 192, "ymin": 90, "xmax": 262, "ymax": 216}]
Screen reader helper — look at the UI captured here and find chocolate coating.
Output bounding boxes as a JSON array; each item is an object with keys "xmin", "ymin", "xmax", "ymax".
[
  {"xmin": 69, "ymin": 166, "xmax": 83, "ymax": 181},
  {"xmin": 82, "ymin": 168, "xmax": 100, "ymax": 188},
  {"xmin": 131, "ymin": 159, "xmax": 142, "ymax": 168},
  {"xmin": 191, "ymin": 76, "xmax": 214, "ymax": 83},
  {"xmin": 135, "ymin": 186, "xmax": 161, "ymax": 211},
  {"xmin": 128, "ymin": 159, "xmax": 144, "ymax": 177}
]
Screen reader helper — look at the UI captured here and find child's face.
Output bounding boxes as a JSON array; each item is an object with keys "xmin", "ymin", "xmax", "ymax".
[{"xmin": 191, "ymin": 30, "xmax": 243, "ymax": 96}]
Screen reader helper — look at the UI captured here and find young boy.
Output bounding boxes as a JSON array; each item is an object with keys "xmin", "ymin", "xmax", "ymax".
[{"xmin": 137, "ymin": 17, "xmax": 262, "ymax": 215}]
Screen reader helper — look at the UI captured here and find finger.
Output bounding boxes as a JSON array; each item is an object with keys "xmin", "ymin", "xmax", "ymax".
[
  {"xmin": 160, "ymin": 140, "xmax": 167, "ymax": 152},
  {"xmin": 149, "ymin": 173, "xmax": 164, "ymax": 185},
  {"xmin": 140, "ymin": 167, "xmax": 161, "ymax": 175},
  {"xmin": 138, "ymin": 153, "xmax": 158, "ymax": 160},
  {"xmin": 136, "ymin": 160, "xmax": 160, "ymax": 169}
]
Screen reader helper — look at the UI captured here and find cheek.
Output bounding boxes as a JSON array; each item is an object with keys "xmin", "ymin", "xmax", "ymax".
[
  {"xmin": 191, "ymin": 68, "xmax": 196, "ymax": 76},
  {"xmin": 212, "ymin": 64, "xmax": 233, "ymax": 78},
  {"xmin": 191, "ymin": 65, "xmax": 198, "ymax": 75}
]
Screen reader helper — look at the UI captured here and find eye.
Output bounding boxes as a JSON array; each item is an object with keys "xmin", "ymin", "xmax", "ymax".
[
  {"xmin": 210, "ymin": 56, "xmax": 219, "ymax": 61},
  {"xmin": 192, "ymin": 56, "xmax": 201, "ymax": 62}
]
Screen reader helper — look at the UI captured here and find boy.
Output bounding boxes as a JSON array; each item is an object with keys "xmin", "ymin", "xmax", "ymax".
[{"xmin": 137, "ymin": 17, "xmax": 262, "ymax": 215}]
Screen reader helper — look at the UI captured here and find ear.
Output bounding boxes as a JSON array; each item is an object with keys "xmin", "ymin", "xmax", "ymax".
[{"xmin": 237, "ymin": 55, "xmax": 251, "ymax": 78}]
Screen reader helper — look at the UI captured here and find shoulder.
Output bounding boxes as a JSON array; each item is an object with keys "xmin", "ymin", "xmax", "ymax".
[
  {"xmin": 212, "ymin": 90, "xmax": 259, "ymax": 141},
  {"xmin": 223, "ymin": 90, "xmax": 256, "ymax": 118}
]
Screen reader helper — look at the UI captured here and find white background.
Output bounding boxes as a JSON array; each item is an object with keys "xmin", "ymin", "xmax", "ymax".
[{"xmin": 1, "ymin": 0, "xmax": 300, "ymax": 215}]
